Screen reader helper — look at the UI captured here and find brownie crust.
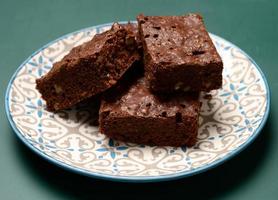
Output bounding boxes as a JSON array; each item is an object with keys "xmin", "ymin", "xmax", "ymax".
[
  {"xmin": 36, "ymin": 23, "xmax": 140, "ymax": 111},
  {"xmin": 99, "ymin": 75, "xmax": 201, "ymax": 147},
  {"xmin": 137, "ymin": 13, "xmax": 223, "ymax": 93}
]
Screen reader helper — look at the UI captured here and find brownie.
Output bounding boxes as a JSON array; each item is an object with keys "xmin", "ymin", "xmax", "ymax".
[
  {"xmin": 99, "ymin": 73, "xmax": 201, "ymax": 147},
  {"xmin": 123, "ymin": 23, "xmax": 142, "ymax": 52},
  {"xmin": 36, "ymin": 23, "xmax": 140, "ymax": 111},
  {"xmin": 137, "ymin": 13, "xmax": 223, "ymax": 93}
]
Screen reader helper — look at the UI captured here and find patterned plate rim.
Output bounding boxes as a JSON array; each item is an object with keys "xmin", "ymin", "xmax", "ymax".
[{"xmin": 5, "ymin": 22, "xmax": 271, "ymax": 182}]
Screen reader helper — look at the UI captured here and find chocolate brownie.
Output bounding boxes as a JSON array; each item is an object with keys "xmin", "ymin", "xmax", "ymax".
[
  {"xmin": 99, "ymin": 73, "xmax": 201, "ymax": 147},
  {"xmin": 124, "ymin": 23, "xmax": 142, "ymax": 52},
  {"xmin": 36, "ymin": 23, "xmax": 140, "ymax": 111},
  {"xmin": 137, "ymin": 13, "xmax": 223, "ymax": 93}
]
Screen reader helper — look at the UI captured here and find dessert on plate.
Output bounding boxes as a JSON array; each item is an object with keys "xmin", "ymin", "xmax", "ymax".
[
  {"xmin": 36, "ymin": 13, "xmax": 223, "ymax": 147},
  {"xmin": 137, "ymin": 13, "xmax": 223, "ymax": 93},
  {"xmin": 99, "ymin": 71, "xmax": 200, "ymax": 147},
  {"xmin": 36, "ymin": 23, "xmax": 140, "ymax": 111}
]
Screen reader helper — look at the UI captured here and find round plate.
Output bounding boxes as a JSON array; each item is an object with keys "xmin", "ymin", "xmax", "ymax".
[{"xmin": 5, "ymin": 22, "xmax": 270, "ymax": 182}]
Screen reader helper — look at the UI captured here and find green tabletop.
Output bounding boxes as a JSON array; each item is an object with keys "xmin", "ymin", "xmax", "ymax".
[{"xmin": 1, "ymin": 0, "xmax": 277, "ymax": 199}]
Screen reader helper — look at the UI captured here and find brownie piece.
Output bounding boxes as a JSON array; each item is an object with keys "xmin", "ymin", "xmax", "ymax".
[
  {"xmin": 99, "ymin": 74, "xmax": 201, "ymax": 147},
  {"xmin": 137, "ymin": 13, "xmax": 223, "ymax": 93},
  {"xmin": 123, "ymin": 23, "xmax": 142, "ymax": 52},
  {"xmin": 36, "ymin": 23, "xmax": 140, "ymax": 111}
]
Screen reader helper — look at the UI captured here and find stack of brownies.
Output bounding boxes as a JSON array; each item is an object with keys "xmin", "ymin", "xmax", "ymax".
[{"xmin": 36, "ymin": 13, "xmax": 223, "ymax": 147}]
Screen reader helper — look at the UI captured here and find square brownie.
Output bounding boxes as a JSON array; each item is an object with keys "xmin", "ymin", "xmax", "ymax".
[
  {"xmin": 36, "ymin": 23, "xmax": 140, "ymax": 111},
  {"xmin": 137, "ymin": 13, "xmax": 223, "ymax": 93},
  {"xmin": 99, "ymin": 72, "xmax": 201, "ymax": 147}
]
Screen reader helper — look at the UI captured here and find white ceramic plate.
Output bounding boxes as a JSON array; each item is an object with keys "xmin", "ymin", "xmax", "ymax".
[{"xmin": 5, "ymin": 22, "xmax": 270, "ymax": 182}]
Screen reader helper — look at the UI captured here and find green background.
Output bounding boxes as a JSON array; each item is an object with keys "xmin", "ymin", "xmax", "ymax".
[{"xmin": 1, "ymin": 0, "xmax": 277, "ymax": 199}]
